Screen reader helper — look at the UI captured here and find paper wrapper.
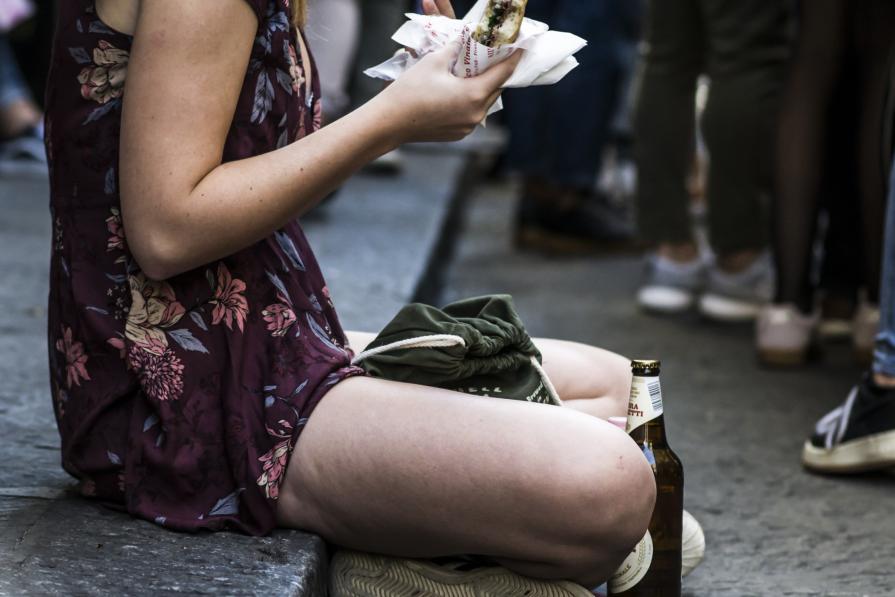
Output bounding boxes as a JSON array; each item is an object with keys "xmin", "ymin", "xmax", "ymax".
[{"xmin": 364, "ymin": 0, "xmax": 586, "ymax": 116}]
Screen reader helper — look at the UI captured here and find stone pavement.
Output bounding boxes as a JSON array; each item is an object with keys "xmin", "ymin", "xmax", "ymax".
[
  {"xmin": 0, "ymin": 146, "xmax": 470, "ymax": 596},
  {"xmin": 440, "ymin": 180, "xmax": 895, "ymax": 597}
]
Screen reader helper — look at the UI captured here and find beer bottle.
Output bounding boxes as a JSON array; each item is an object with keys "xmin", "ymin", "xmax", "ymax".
[{"xmin": 608, "ymin": 360, "xmax": 684, "ymax": 597}]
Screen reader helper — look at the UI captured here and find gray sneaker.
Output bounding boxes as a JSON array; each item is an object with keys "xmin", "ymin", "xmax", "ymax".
[
  {"xmin": 699, "ymin": 252, "xmax": 774, "ymax": 322},
  {"xmin": 637, "ymin": 254, "xmax": 705, "ymax": 314}
]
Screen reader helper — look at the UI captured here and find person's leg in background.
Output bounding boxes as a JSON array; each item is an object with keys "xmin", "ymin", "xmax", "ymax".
[
  {"xmin": 598, "ymin": 0, "xmax": 646, "ymax": 203},
  {"xmin": 754, "ymin": 0, "xmax": 847, "ymax": 365},
  {"xmin": 815, "ymin": 68, "xmax": 864, "ymax": 345},
  {"xmin": 632, "ymin": 0, "xmax": 706, "ymax": 314},
  {"xmin": 0, "ymin": 33, "xmax": 46, "ymax": 176},
  {"xmin": 849, "ymin": 0, "xmax": 895, "ymax": 362},
  {"xmin": 304, "ymin": 0, "xmax": 361, "ymax": 121},
  {"xmin": 802, "ymin": 156, "xmax": 895, "ymax": 474},
  {"xmin": 696, "ymin": 0, "xmax": 789, "ymax": 322},
  {"xmin": 509, "ymin": 0, "xmax": 636, "ymax": 254},
  {"xmin": 349, "ymin": 0, "xmax": 413, "ymax": 173}
]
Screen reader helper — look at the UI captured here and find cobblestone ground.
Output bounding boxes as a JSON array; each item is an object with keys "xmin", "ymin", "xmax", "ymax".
[{"xmin": 439, "ymin": 180, "xmax": 895, "ymax": 597}]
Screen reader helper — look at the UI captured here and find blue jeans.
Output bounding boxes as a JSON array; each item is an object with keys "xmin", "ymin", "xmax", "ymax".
[
  {"xmin": 0, "ymin": 34, "xmax": 31, "ymax": 110},
  {"xmin": 874, "ymin": 157, "xmax": 895, "ymax": 377},
  {"xmin": 503, "ymin": 0, "xmax": 642, "ymax": 190}
]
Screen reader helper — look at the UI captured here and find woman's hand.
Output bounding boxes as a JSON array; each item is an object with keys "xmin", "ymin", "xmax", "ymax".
[
  {"xmin": 375, "ymin": 40, "xmax": 522, "ymax": 143},
  {"xmin": 422, "ymin": 0, "xmax": 456, "ymax": 18}
]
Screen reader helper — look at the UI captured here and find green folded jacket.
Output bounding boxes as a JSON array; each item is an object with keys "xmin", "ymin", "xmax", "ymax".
[{"xmin": 354, "ymin": 295, "xmax": 561, "ymax": 406}]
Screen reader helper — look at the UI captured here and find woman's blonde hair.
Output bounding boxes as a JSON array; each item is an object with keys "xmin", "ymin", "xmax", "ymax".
[{"xmin": 291, "ymin": 0, "xmax": 307, "ymax": 27}]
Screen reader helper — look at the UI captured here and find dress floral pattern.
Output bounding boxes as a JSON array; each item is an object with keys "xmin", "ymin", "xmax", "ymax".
[{"xmin": 45, "ymin": 0, "xmax": 364, "ymax": 535}]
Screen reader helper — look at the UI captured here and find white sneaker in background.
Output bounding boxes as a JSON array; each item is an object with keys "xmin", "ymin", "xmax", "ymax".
[
  {"xmin": 637, "ymin": 254, "xmax": 706, "ymax": 314},
  {"xmin": 756, "ymin": 303, "xmax": 819, "ymax": 366},
  {"xmin": 699, "ymin": 252, "xmax": 774, "ymax": 322}
]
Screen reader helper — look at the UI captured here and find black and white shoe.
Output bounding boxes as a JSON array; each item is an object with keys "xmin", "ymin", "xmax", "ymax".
[{"xmin": 802, "ymin": 375, "xmax": 895, "ymax": 473}]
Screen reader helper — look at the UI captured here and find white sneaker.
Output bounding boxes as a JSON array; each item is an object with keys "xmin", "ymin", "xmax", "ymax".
[
  {"xmin": 699, "ymin": 252, "xmax": 774, "ymax": 322},
  {"xmin": 756, "ymin": 304, "xmax": 819, "ymax": 366},
  {"xmin": 681, "ymin": 509, "xmax": 705, "ymax": 578},
  {"xmin": 637, "ymin": 254, "xmax": 705, "ymax": 314}
]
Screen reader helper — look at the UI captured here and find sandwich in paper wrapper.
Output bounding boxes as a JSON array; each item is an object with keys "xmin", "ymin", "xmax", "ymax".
[{"xmin": 364, "ymin": 0, "xmax": 587, "ymax": 117}]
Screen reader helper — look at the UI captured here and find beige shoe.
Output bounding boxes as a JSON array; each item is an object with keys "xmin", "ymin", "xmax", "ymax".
[
  {"xmin": 853, "ymin": 302, "xmax": 879, "ymax": 366},
  {"xmin": 329, "ymin": 551, "xmax": 593, "ymax": 597},
  {"xmin": 681, "ymin": 510, "xmax": 705, "ymax": 578},
  {"xmin": 756, "ymin": 304, "xmax": 818, "ymax": 366}
]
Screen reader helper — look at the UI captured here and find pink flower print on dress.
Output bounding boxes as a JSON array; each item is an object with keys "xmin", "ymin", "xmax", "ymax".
[
  {"xmin": 106, "ymin": 207, "xmax": 126, "ymax": 252},
  {"xmin": 211, "ymin": 263, "xmax": 249, "ymax": 332},
  {"xmin": 56, "ymin": 325, "xmax": 90, "ymax": 388},
  {"xmin": 262, "ymin": 298, "xmax": 297, "ymax": 337},
  {"xmin": 287, "ymin": 43, "xmax": 305, "ymax": 95},
  {"xmin": 312, "ymin": 96, "xmax": 322, "ymax": 131},
  {"xmin": 128, "ymin": 337, "xmax": 185, "ymax": 402},
  {"xmin": 256, "ymin": 439, "xmax": 291, "ymax": 499},
  {"xmin": 78, "ymin": 40, "xmax": 128, "ymax": 104},
  {"xmin": 107, "ymin": 337, "xmax": 126, "ymax": 360},
  {"xmin": 125, "ymin": 273, "xmax": 186, "ymax": 353}
]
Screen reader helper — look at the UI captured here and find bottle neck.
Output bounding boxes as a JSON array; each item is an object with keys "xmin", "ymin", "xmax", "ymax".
[
  {"xmin": 625, "ymin": 373, "xmax": 665, "ymax": 435},
  {"xmin": 629, "ymin": 414, "xmax": 669, "ymax": 445}
]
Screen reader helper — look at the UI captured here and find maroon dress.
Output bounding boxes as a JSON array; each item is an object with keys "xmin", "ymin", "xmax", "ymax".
[{"xmin": 45, "ymin": 0, "xmax": 364, "ymax": 535}]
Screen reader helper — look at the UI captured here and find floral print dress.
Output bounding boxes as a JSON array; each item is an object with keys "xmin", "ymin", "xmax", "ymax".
[{"xmin": 45, "ymin": 0, "xmax": 364, "ymax": 535}]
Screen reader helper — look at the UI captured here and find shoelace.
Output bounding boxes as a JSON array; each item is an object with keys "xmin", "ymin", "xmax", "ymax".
[{"xmin": 814, "ymin": 386, "xmax": 858, "ymax": 450}]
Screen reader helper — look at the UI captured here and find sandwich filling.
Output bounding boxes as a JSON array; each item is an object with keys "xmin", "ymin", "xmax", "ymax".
[{"xmin": 473, "ymin": 0, "xmax": 527, "ymax": 47}]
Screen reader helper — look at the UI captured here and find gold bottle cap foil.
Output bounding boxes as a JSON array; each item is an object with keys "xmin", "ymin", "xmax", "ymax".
[{"xmin": 631, "ymin": 359, "xmax": 661, "ymax": 372}]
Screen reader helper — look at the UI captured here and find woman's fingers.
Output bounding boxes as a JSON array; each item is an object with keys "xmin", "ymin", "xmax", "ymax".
[
  {"xmin": 435, "ymin": 0, "xmax": 457, "ymax": 19},
  {"xmin": 476, "ymin": 50, "xmax": 524, "ymax": 90},
  {"xmin": 422, "ymin": 0, "xmax": 456, "ymax": 18}
]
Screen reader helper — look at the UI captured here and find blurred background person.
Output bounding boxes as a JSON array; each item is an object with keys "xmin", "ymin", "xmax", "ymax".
[
  {"xmin": 756, "ymin": 0, "xmax": 895, "ymax": 366},
  {"xmin": 0, "ymin": 0, "xmax": 45, "ymax": 177},
  {"xmin": 306, "ymin": 0, "xmax": 410, "ymax": 173},
  {"xmin": 305, "ymin": 0, "xmax": 360, "ymax": 122},
  {"xmin": 503, "ymin": 0, "xmax": 644, "ymax": 254},
  {"xmin": 633, "ymin": 0, "xmax": 790, "ymax": 322}
]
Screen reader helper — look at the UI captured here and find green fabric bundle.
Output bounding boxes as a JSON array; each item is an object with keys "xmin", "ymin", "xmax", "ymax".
[{"xmin": 354, "ymin": 295, "xmax": 561, "ymax": 406}]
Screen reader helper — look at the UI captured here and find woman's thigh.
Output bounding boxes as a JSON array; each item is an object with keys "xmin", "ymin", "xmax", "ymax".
[
  {"xmin": 276, "ymin": 375, "xmax": 655, "ymax": 582},
  {"xmin": 345, "ymin": 331, "xmax": 631, "ymax": 418}
]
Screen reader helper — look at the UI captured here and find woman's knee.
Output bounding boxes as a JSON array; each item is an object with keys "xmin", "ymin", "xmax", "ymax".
[{"xmin": 534, "ymin": 424, "xmax": 656, "ymax": 582}]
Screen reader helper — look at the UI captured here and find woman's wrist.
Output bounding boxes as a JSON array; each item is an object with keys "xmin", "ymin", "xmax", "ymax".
[{"xmin": 360, "ymin": 90, "xmax": 411, "ymax": 152}]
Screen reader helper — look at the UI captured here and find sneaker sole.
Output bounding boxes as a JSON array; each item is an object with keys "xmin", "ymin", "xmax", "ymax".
[
  {"xmin": 637, "ymin": 286, "xmax": 695, "ymax": 314},
  {"xmin": 801, "ymin": 429, "xmax": 895, "ymax": 473},
  {"xmin": 698, "ymin": 294, "xmax": 760, "ymax": 323},
  {"xmin": 329, "ymin": 551, "xmax": 593, "ymax": 597}
]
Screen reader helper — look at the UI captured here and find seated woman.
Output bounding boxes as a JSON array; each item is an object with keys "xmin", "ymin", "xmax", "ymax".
[{"xmin": 46, "ymin": 0, "xmax": 655, "ymax": 593}]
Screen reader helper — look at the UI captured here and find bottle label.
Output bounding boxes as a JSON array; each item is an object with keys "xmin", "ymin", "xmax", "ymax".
[
  {"xmin": 608, "ymin": 530, "xmax": 653, "ymax": 594},
  {"xmin": 625, "ymin": 375, "xmax": 663, "ymax": 434}
]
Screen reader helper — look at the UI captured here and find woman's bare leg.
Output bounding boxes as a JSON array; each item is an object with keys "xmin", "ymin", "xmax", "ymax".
[
  {"xmin": 346, "ymin": 331, "xmax": 632, "ymax": 419},
  {"xmin": 277, "ymin": 378, "xmax": 653, "ymax": 586},
  {"xmin": 279, "ymin": 335, "xmax": 652, "ymax": 587}
]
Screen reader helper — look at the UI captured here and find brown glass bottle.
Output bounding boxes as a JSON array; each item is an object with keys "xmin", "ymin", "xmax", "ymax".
[{"xmin": 608, "ymin": 360, "xmax": 683, "ymax": 597}]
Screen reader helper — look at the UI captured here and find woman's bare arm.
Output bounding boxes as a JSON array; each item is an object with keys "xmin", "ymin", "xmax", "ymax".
[{"xmin": 119, "ymin": 0, "xmax": 518, "ymax": 280}]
